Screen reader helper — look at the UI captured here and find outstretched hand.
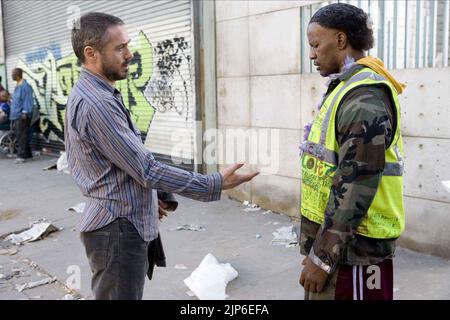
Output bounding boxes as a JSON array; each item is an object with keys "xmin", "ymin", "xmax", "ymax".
[{"xmin": 220, "ymin": 164, "xmax": 259, "ymax": 190}]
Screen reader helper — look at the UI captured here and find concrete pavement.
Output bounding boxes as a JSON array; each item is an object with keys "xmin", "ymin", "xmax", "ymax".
[{"xmin": 1, "ymin": 154, "xmax": 450, "ymax": 300}]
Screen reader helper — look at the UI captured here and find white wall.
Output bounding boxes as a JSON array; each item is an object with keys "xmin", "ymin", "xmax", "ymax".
[
  {"xmin": 215, "ymin": 0, "xmax": 450, "ymax": 258},
  {"xmin": 215, "ymin": 0, "xmax": 320, "ymax": 217}
]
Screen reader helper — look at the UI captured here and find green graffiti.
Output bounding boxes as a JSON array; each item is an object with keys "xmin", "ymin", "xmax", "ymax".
[
  {"xmin": 117, "ymin": 31, "xmax": 154, "ymax": 131},
  {"xmin": 17, "ymin": 51, "xmax": 68, "ymax": 142},
  {"xmin": 18, "ymin": 30, "xmax": 154, "ymax": 141}
]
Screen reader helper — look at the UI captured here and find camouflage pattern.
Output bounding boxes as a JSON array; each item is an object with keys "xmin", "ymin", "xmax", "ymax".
[{"xmin": 300, "ymin": 65, "xmax": 397, "ymax": 273}]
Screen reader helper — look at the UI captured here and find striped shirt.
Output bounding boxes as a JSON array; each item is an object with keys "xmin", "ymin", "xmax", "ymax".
[{"xmin": 64, "ymin": 68, "xmax": 222, "ymax": 242}]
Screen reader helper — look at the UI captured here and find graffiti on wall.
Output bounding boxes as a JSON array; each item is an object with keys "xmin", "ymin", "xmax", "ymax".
[
  {"xmin": 16, "ymin": 31, "xmax": 192, "ymax": 143},
  {"xmin": 146, "ymin": 36, "xmax": 192, "ymax": 122}
]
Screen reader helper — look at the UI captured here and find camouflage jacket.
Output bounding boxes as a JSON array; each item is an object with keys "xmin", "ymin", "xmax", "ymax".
[{"xmin": 300, "ymin": 64, "xmax": 397, "ymax": 273}]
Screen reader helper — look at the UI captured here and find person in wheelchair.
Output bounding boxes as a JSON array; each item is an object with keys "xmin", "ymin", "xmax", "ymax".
[
  {"xmin": 0, "ymin": 90, "xmax": 10, "ymax": 125},
  {"xmin": 0, "ymin": 90, "xmax": 16, "ymax": 155}
]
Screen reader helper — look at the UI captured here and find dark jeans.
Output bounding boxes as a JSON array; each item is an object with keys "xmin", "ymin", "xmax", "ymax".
[
  {"xmin": 13, "ymin": 118, "xmax": 32, "ymax": 159},
  {"xmin": 80, "ymin": 218, "xmax": 150, "ymax": 300}
]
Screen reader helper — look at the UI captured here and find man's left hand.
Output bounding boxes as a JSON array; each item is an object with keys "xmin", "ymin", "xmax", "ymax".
[
  {"xmin": 220, "ymin": 163, "xmax": 259, "ymax": 190},
  {"xmin": 299, "ymin": 256, "xmax": 329, "ymax": 293},
  {"xmin": 21, "ymin": 113, "xmax": 27, "ymax": 120}
]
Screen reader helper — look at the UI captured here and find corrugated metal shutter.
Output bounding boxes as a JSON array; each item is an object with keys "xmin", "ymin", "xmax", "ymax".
[{"xmin": 2, "ymin": 0, "xmax": 196, "ymax": 169}]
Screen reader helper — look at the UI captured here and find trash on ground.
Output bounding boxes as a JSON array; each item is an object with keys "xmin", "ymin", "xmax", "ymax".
[
  {"xmin": 0, "ymin": 269, "xmax": 23, "ymax": 281},
  {"xmin": 8, "ymin": 248, "xmax": 18, "ymax": 255},
  {"xmin": 271, "ymin": 225, "xmax": 299, "ymax": 248},
  {"xmin": 184, "ymin": 253, "xmax": 238, "ymax": 300},
  {"xmin": 394, "ymin": 287, "xmax": 400, "ymax": 293},
  {"xmin": 16, "ymin": 277, "xmax": 57, "ymax": 292},
  {"xmin": 174, "ymin": 264, "xmax": 188, "ymax": 270},
  {"xmin": 262, "ymin": 210, "xmax": 272, "ymax": 215},
  {"xmin": 56, "ymin": 152, "xmax": 70, "ymax": 174},
  {"xmin": 170, "ymin": 224, "xmax": 207, "ymax": 232},
  {"xmin": 0, "ymin": 273, "xmax": 5, "ymax": 280},
  {"xmin": 5, "ymin": 223, "xmax": 59, "ymax": 245},
  {"xmin": 264, "ymin": 221, "xmax": 280, "ymax": 226},
  {"xmin": 243, "ymin": 207, "xmax": 261, "ymax": 212},
  {"xmin": 442, "ymin": 181, "xmax": 450, "ymax": 193},
  {"xmin": 67, "ymin": 202, "xmax": 86, "ymax": 214},
  {"xmin": 255, "ymin": 234, "xmax": 262, "ymax": 239},
  {"xmin": 61, "ymin": 294, "xmax": 76, "ymax": 300},
  {"xmin": 186, "ymin": 290, "xmax": 196, "ymax": 297},
  {"xmin": 242, "ymin": 201, "xmax": 261, "ymax": 212},
  {"xmin": 0, "ymin": 248, "xmax": 18, "ymax": 256},
  {"xmin": 42, "ymin": 163, "xmax": 57, "ymax": 171},
  {"xmin": 31, "ymin": 218, "xmax": 47, "ymax": 224}
]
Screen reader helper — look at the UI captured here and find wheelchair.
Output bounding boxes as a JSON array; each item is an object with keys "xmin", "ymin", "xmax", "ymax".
[{"xmin": 0, "ymin": 120, "xmax": 17, "ymax": 156}]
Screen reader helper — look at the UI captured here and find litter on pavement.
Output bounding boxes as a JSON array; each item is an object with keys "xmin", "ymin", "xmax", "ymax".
[
  {"xmin": 442, "ymin": 181, "xmax": 450, "ymax": 193},
  {"xmin": 56, "ymin": 152, "xmax": 70, "ymax": 174},
  {"xmin": 174, "ymin": 264, "xmax": 188, "ymax": 270},
  {"xmin": 170, "ymin": 224, "xmax": 207, "ymax": 232},
  {"xmin": 0, "ymin": 269, "xmax": 23, "ymax": 281},
  {"xmin": 242, "ymin": 201, "xmax": 261, "ymax": 212},
  {"xmin": 0, "ymin": 248, "xmax": 18, "ymax": 256},
  {"xmin": 67, "ymin": 202, "xmax": 86, "ymax": 214},
  {"xmin": 5, "ymin": 223, "xmax": 59, "ymax": 245},
  {"xmin": 186, "ymin": 290, "xmax": 196, "ymax": 297},
  {"xmin": 271, "ymin": 225, "xmax": 299, "ymax": 248},
  {"xmin": 184, "ymin": 253, "xmax": 238, "ymax": 300},
  {"xmin": 42, "ymin": 163, "xmax": 57, "ymax": 171},
  {"xmin": 16, "ymin": 277, "xmax": 57, "ymax": 292},
  {"xmin": 60, "ymin": 294, "xmax": 82, "ymax": 300}
]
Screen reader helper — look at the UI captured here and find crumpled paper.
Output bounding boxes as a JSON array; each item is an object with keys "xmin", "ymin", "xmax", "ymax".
[
  {"xmin": 5, "ymin": 223, "xmax": 58, "ymax": 245},
  {"xmin": 270, "ymin": 225, "xmax": 299, "ymax": 248},
  {"xmin": 57, "ymin": 152, "xmax": 70, "ymax": 174},
  {"xmin": 184, "ymin": 253, "xmax": 238, "ymax": 300}
]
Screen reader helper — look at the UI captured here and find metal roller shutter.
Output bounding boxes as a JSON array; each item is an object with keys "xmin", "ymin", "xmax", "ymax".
[{"xmin": 2, "ymin": 0, "xmax": 196, "ymax": 169}]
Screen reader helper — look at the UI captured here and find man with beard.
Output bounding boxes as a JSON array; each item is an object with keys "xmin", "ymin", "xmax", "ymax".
[{"xmin": 65, "ymin": 12, "xmax": 258, "ymax": 300}]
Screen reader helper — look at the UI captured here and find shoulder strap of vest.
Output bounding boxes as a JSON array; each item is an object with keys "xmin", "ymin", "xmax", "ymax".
[{"xmin": 334, "ymin": 69, "xmax": 399, "ymax": 149}]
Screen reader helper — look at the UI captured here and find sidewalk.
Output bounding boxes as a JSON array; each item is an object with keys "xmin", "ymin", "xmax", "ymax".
[{"xmin": 1, "ymin": 154, "xmax": 450, "ymax": 300}]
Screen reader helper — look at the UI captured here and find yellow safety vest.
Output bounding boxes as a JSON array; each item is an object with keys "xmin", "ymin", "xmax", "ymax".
[{"xmin": 301, "ymin": 67, "xmax": 405, "ymax": 239}]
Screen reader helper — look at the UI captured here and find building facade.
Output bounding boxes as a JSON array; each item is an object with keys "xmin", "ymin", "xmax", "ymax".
[{"xmin": 2, "ymin": 0, "xmax": 450, "ymax": 258}]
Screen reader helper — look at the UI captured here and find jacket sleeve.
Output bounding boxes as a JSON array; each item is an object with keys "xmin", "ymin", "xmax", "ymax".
[
  {"xmin": 308, "ymin": 86, "xmax": 394, "ymax": 274},
  {"xmin": 21, "ymin": 85, "xmax": 34, "ymax": 115}
]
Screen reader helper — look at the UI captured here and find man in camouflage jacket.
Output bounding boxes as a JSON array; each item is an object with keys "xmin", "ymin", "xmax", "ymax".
[{"xmin": 299, "ymin": 3, "xmax": 405, "ymax": 300}]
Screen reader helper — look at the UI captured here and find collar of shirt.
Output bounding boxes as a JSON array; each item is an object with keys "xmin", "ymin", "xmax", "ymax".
[
  {"xmin": 326, "ymin": 64, "xmax": 365, "ymax": 95},
  {"xmin": 80, "ymin": 67, "xmax": 121, "ymax": 96}
]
